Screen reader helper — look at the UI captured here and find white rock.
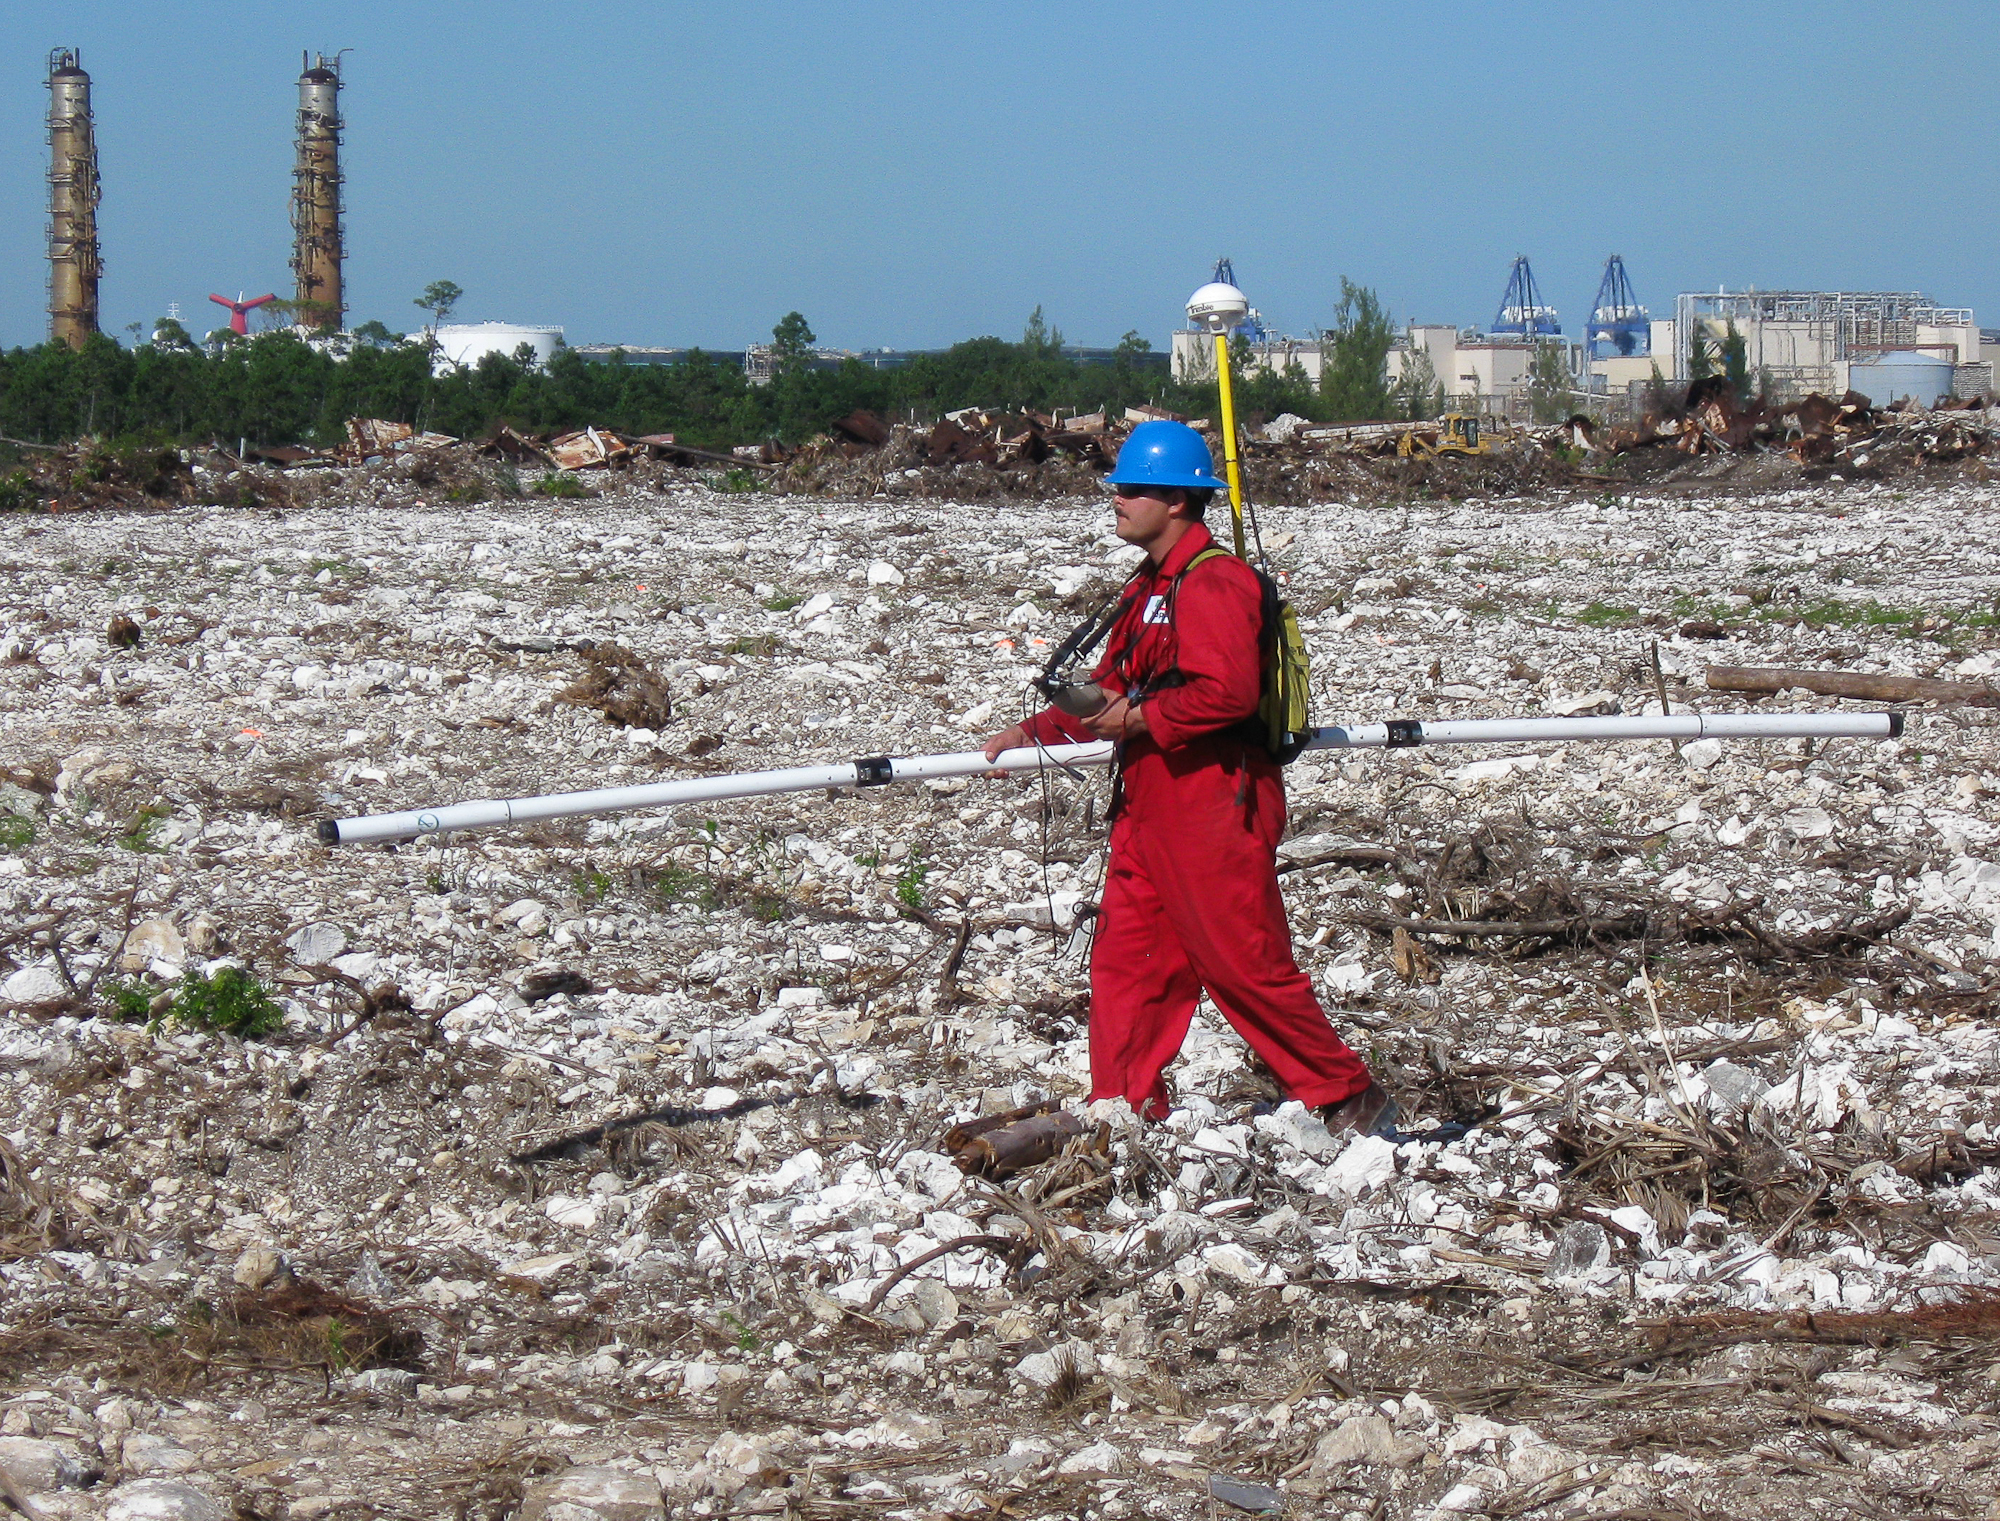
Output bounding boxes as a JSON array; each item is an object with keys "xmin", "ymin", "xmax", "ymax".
[
  {"xmin": 232, "ymin": 1248, "xmax": 282, "ymax": 1289},
  {"xmin": 1921, "ymin": 1241, "xmax": 1971, "ymax": 1275},
  {"xmin": 1201, "ymin": 1242, "xmax": 1273, "ymax": 1285},
  {"xmin": 707, "ymin": 1431, "xmax": 784, "ymax": 1482},
  {"xmin": 835, "ymin": 1411, "xmax": 944, "ymax": 1450},
  {"xmin": 1, "ymin": 966, "xmax": 66, "ymax": 1004},
  {"xmin": 1423, "ymin": 1481, "xmax": 1492, "ymax": 1516},
  {"xmin": 284, "ymin": 921, "xmax": 348, "ymax": 965},
  {"xmin": 1606, "ymin": 1204, "xmax": 1660, "ymax": 1258},
  {"xmin": 1323, "ymin": 961, "xmax": 1375, "ymax": 997},
  {"xmin": 120, "ymin": 919, "xmax": 186, "ymax": 974},
  {"xmin": 1701, "ymin": 1059, "xmax": 1767, "ymax": 1108},
  {"xmin": 0, "ymin": 1437, "xmax": 87, "ymax": 1492},
  {"xmin": 1680, "ymin": 737, "xmax": 1724, "ymax": 770},
  {"xmin": 769, "ymin": 1148, "xmax": 824, "ymax": 1192},
  {"xmin": 1781, "ymin": 806, "xmax": 1834, "ymax": 840},
  {"xmin": 1543, "ymin": 1221, "xmax": 1609, "ymax": 1281},
  {"xmin": 1442, "ymin": 1415, "xmax": 1508, "ymax": 1455},
  {"xmin": 543, "ymin": 1195, "xmax": 598, "ymax": 1230},
  {"xmin": 104, "ymin": 1479, "xmax": 225, "ymax": 1521},
  {"xmin": 911, "ymin": 1278, "xmax": 959, "ymax": 1327},
  {"xmin": 1254, "ymin": 1101, "xmax": 1340, "ymax": 1158},
  {"xmin": 290, "ymin": 664, "xmax": 328, "ymax": 691},
  {"xmin": 866, "ymin": 561, "xmax": 906, "ymax": 587},
  {"xmin": 349, "ymin": 1367, "xmax": 419, "ymax": 1397},
  {"xmin": 1056, "ymin": 1440, "xmax": 1124, "ymax": 1475},
  {"xmin": 1016, "ymin": 1344, "xmax": 1096, "ymax": 1387},
  {"xmin": 1322, "ymin": 1133, "xmax": 1398, "ymax": 1197},
  {"xmin": 1311, "ymin": 1414, "xmax": 1425, "ymax": 1470},
  {"xmin": 1547, "ymin": 690, "xmax": 1619, "ymax": 717},
  {"xmin": 496, "ymin": 899, "xmax": 548, "ymax": 934},
  {"xmin": 121, "ymin": 1433, "xmax": 202, "ymax": 1474},
  {"xmin": 1450, "ymin": 755, "xmax": 1538, "ymax": 783},
  {"xmin": 518, "ymin": 1466, "xmax": 665, "ymax": 1521}
]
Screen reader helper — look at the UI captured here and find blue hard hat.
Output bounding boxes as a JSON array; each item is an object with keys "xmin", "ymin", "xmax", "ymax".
[{"xmin": 1105, "ymin": 420, "xmax": 1230, "ymax": 492}]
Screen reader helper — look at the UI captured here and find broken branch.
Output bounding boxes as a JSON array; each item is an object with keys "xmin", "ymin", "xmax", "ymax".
[{"xmin": 1707, "ymin": 664, "xmax": 1997, "ymax": 707}]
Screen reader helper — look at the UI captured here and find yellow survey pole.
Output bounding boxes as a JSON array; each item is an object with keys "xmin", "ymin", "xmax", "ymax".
[{"xmin": 1212, "ymin": 331, "xmax": 1246, "ymax": 557}]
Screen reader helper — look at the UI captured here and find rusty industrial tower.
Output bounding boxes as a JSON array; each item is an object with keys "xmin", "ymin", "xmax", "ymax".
[
  {"xmin": 46, "ymin": 48, "xmax": 101, "ymax": 350},
  {"xmin": 290, "ymin": 52, "xmax": 345, "ymax": 329}
]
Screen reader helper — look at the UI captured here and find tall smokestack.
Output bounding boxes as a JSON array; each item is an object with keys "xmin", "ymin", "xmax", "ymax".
[
  {"xmin": 291, "ymin": 51, "xmax": 344, "ymax": 329},
  {"xmin": 46, "ymin": 48, "xmax": 101, "ymax": 350}
]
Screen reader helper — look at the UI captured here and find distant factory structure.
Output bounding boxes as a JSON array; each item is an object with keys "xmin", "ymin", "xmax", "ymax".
[
  {"xmin": 45, "ymin": 49, "xmax": 101, "ymax": 350},
  {"xmin": 433, "ymin": 322, "xmax": 564, "ymax": 372},
  {"xmin": 38, "ymin": 46, "xmax": 353, "ymax": 344},
  {"xmin": 1385, "ymin": 259, "xmax": 1998, "ymax": 415},
  {"xmin": 291, "ymin": 53, "xmax": 346, "ymax": 328},
  {"xmin": 1668, "ymin": 289, "xmax": 1993, "ymax": 404}
]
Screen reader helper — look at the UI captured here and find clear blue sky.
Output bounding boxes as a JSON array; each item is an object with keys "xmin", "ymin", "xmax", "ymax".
[{"xmin": 3, "ymin": 1, "xmax": 1996, "ymax": 353}]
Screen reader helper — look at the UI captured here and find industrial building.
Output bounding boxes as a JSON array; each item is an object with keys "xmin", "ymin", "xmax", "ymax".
[
  {"xmin": 1383, "ymin": 260, "xmax": 1997, "ymax": 417},
  {"xmin": 1666, "ymin": 289, "xmax": 1991, "ymax": 403}
]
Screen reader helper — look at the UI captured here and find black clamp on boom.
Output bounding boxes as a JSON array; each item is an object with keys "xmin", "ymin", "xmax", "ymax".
[
  {"xmin": 854, "ymin": 756, "xmax": 895, "ymax": 787},
  {"xmin": 1383, "ymin": 719, "xmax": 1424, "ymax": 748}
]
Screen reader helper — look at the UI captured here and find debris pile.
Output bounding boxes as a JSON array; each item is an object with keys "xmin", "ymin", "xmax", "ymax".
[
  {"xmin": 1600, "ymin": 381, "xmax": 2000, "ymax": 478},
  {"xmin": 3, "ymin": 479, "xmax": 2000, "ymax": 1516}
]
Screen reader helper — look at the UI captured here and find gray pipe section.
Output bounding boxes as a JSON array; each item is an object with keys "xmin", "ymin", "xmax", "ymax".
[{"xmin": 318, "ymin": 710, "xmax": 1900, "ymax": 845}]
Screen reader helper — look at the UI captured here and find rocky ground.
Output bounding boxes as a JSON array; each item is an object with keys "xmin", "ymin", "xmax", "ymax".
[{"xmin": 3, "ymin": 462, "xmax": 2000, "ymax": 1521}]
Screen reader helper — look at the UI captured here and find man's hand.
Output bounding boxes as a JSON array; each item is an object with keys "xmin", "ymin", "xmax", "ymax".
[
  {"xmin": 1083, "ymin": 697, "xmax": 1149, "ymax": 742},
  {"xmin": 982, "ymin": 724, "xmax": 1029, "ymax": 764}
]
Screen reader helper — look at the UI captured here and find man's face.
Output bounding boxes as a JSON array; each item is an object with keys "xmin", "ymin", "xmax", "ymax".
[{"xmin": 1111, "ymin": 485, "xmax": 1183, "ymax": 545}]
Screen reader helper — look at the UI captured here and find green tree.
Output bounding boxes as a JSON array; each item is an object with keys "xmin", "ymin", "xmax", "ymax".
[
  {"xmin": 1688, "ymin": 326, "xmax": 1715, "ymax": 382},
  {"xmin": 1643, "ymin": 361, "xmax": 1673, "ymax": 416},
  {"xmin": 1319, "ymin": 278, "xmax": 1394, "ymax": 422},
  {"xmin": 150, "ymin": 318, "xmax": 194, "ymax": 352},
  {"xmin": 1021, "ymin": 306, "xmax": 1064, "ymax": 356},
  {"xmin": 350, "ymin": 320, "xmax": 402, "ymax": 347},
  {"xmin": 1392, "ymin": 341, "xmax": 1440, "ymax": 421},
  {"xmin": 414, "ymin": 280, "xmax": 463, "ymax": 330},
  {"xmin": 771, "ymin": 311, "xmax": 816, "ymax": 372},
  {"xmin": 1720, "ymin": 320, "xmax": 1752, "ymax": 407},
  {"xmin": 1526, "ymin": 341, "xmax": 1574, "ymax": 423}
]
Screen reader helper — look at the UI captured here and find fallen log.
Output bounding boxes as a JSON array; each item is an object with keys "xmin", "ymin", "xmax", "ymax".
[{"xmin": 1707, "ymin": 664, "xmax": 1998, "ymax": 707}]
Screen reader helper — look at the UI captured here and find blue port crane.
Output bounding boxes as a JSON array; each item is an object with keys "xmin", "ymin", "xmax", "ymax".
[
  {"xmin": 1587, "ymin": 255, "xmax": 1650, "ymax": 359},
  {"xmin": 1491, "ymin": 255, "xmax": 1561, "ymax": 338}
]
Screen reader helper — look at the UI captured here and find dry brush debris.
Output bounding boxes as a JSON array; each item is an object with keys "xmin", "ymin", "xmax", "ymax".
[{"xmin": 3, "ymin": 475, "xmax": 2000, "ymax": 1518}]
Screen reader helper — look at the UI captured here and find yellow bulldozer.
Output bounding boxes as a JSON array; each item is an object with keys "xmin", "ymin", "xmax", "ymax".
[{"xmin": 1397, "ymin": 413, "xmax": 1489, "ymax": 458}]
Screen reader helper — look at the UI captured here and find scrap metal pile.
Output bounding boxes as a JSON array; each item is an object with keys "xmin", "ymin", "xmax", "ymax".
[{"xmin": 1593, "ymin": 381, "xmax": 2000, "ymax": 474}]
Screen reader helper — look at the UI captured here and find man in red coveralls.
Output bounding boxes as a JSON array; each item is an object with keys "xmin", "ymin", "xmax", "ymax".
[{"xmin": 983, "ymin": 421, "xmax": 1394, "ymax": 1134}]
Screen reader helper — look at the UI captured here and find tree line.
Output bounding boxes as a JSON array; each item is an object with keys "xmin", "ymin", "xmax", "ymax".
[{"xmin": 0, "ymin": 282, "xmax": 1417, "ymax": 454}]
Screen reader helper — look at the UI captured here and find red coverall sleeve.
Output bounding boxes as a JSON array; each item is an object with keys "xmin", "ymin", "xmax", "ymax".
[
  {"xmin": 1017, "ymin": 587, "xmax": 1144, "ymax": 746},
  {"xmin": 1019, "ymin": 703, "xmax": 1096, "ymax": 746},
  {"xmin": 1139, "ymin": 559, "xmax": 1263, "ymax": 750}
]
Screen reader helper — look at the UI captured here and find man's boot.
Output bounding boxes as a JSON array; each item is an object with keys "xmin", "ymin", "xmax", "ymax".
[{"xmin": 1317, "ymin": 1081, "xmax": 1398, "ymax": 1138}]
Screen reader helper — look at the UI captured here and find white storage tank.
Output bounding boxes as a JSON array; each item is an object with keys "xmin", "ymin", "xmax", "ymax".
[
  {"xmin": 1846, "ymin": 350, "xmax": 1954, "ymax": 408},
  {"xmin": 432, "ymin": 322, "xmax": 564, "ymax": 372}
]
